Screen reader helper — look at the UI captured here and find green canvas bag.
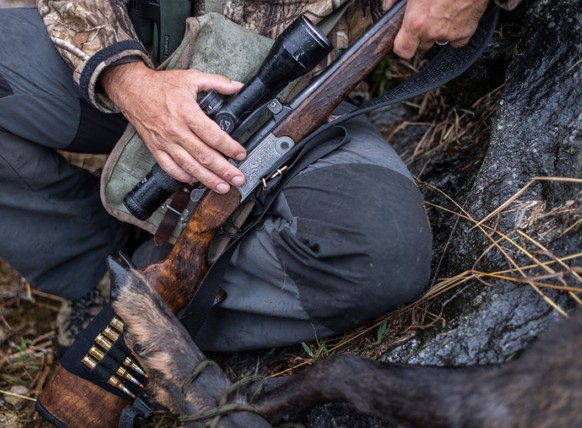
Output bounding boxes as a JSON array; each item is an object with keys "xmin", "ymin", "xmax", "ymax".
[
  {"xmin": 100, "ymin": 13, "xmax": 275, "ymax": 243},
  {"xmin": 100, "ymin": 4, "xmax": 348, "ymax": 244}
]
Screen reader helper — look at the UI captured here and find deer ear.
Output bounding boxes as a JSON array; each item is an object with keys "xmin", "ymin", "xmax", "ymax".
[{"xmin": 107, "ymin": 253, "xmax": 135, "ymax": 300}]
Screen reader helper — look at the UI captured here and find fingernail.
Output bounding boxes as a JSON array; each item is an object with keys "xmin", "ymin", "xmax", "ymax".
[
  {"xmin": 232, "ymin": 175, "xmax": 245, "ymax": 186},
  {"xmin": 232, "ymin": 80, "xmax": 244, "ymax": 87},
  {"xmin": 216, "ymin": 183, "xmax": 230, "ymax": 193},
  {"xmin": 235, "ymin": 151, "xmax": 246, "ymax": 161}
]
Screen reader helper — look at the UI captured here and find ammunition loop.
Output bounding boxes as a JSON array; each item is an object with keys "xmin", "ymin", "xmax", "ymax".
[{"xmin": 81, "ymin": 315, "xmax": 148, "ymax": 398}]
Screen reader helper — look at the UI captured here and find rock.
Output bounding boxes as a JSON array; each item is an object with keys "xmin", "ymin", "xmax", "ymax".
[
  {"xmin": 306, "ymin": 403, "xmax": 387, "ymax": 428},
  {"xmin": 382, "ymin": 0, "xmax": 581, "ymax": 367},
  {"xmin": 3, "ymin": 385, "xmax": 29, "ymax": 407}
]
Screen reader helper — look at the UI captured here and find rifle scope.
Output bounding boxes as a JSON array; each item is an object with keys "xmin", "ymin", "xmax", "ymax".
[{"xmin": 123, "ymin": 15, "xmax": 332, "ymax": 221}]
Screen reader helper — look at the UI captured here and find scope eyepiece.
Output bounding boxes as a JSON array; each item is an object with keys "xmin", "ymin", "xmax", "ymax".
[{"xmin": 123, "ymin": 163, "xmax": 182, "ymax": 221}]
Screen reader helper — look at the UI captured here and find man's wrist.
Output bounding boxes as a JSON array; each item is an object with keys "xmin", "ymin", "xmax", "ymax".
[{"xmin": 100, "ymin": 61, "xmax": 153, "ymax": 109}]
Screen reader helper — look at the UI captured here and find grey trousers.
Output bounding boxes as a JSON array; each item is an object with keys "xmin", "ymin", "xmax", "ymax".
[
  {"xmin": 0, "ymin": 7, "xmax": 432, "ymax": 351},
  {"xmin": 0, "ymin": 7, "xmax": 131, "ymax": 300}
]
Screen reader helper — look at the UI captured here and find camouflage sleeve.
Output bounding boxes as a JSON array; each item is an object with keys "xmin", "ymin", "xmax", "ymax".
[
  {"xmin": 223, "ymin": 0, "xmax": 382, "ymax": 40},
  {"xmin": 223, "ymin": 0, "xmax": 383, "ymax": 67},
  {"xmin": 37, "ymin": 0, "xmax": 154, "ymax": 112}
]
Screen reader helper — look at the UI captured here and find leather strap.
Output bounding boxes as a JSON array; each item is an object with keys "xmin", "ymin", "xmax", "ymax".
[{"xmin": 154, "ymin": 184, "xmax": 194, "ymax": 245}]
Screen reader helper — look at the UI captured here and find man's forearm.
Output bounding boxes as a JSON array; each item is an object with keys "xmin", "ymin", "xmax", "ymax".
[{"xmin": 38, "ymin": 0, "xmax": 153, "ymax": 112}]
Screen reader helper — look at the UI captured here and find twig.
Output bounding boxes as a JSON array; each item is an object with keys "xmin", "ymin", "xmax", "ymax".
[
  {"xmin": 0, "ymin": 389, "xmax": 36, "ymax": 403},
  {"xmin": 28, "ymin": 352, "xmax": 55, "ymax": 398}
]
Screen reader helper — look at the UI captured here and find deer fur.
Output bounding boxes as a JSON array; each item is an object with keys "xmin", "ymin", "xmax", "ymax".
[
  {"xmin": 109, "ymin": 257, "xmax": 270, "ymax": 427},
  {"xmin": 109, "ymin": 257, "xmax": 582, "ymax": 428}
]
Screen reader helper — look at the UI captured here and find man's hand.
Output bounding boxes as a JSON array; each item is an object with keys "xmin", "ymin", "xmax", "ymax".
[
  {"xmin": 384, "ymin": 0, "xmax": 490, "ymax": 59},
  {"xmin": 101, "ymin": 62, "xmax": 246, "ymax": 194}
]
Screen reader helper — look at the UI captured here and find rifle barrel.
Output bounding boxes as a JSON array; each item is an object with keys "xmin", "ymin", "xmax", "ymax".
[{"xmin": 276, "ymin": 0, "xmax": 405, "ymax": 143}]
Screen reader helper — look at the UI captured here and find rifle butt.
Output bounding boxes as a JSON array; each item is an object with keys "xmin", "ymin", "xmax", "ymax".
[
  {"xmin": 36, "ymin": 188, "xmax": 242, "ymax": 426},
  {"xmin": 36, "ymin": 364, "xmax": 129, "ymax": 428}
]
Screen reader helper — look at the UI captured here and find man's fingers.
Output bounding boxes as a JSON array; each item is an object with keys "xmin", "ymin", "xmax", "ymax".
[
  {"xmin": 106, "ymin": 66, "xmax": 251, "ymax": 192},
  {"xmin": 186, "ymin": 105, "xmax": 247, "ymax": 161},
  {"xmin": 393, "ymin": 27, "xmax": 419, "ymax": 59},
  {"xmin": 167, "ymin": 145, "xmax": 245, "ymax": 194},
  {"xmin": 154, "ymin": 151, "xmax": 192, "ymax": 184},
  {"xmin": 142, "ymin": 118, "xmax": 247, "ymax": 194},
  {"xmin": 450, "ymin": 36, "xmax": 472, "ymax": 49},
  {"xmin": 192, "ymin": 71, "xmax": 244, "ymax": 96},
  {"xmin": 449, "ymin": 18, "xmax": 481, "ymax": 48},
  {"xmin": 387, "ymin": 0, "xmax": 489, "ymax": 59}
]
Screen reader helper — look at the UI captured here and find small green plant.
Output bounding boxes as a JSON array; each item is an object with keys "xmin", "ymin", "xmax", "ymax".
[
  {"xmin": 15, "ymin": 337, "xmax": 32, "ymax": 355},
  {"xmin": 301, "ymin": 327, "xmax": 330, "ymax": 361},
  {"xmin": 372, "ymin": 319, "xmax": 388, "ymax": 346},
  {"xmin": 369, "ymin": 55, "xmax": 395, "ymax": 96}
]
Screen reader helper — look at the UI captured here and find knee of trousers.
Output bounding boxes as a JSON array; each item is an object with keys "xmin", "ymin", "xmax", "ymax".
[
  {"xmin": 271, "ymin": 163, "xmax": 433, "ymax": 334},
  {"xmin": 0, "ymin": 131, "xmax": 132, "ymax": 299}
]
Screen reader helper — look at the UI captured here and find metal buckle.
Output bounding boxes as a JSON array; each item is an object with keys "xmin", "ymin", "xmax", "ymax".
[{"xmin": 261, "ymin": 165, "xmax": 289, "ymax": 189}]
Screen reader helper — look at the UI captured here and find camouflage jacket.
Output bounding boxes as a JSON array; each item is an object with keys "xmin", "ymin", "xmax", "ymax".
[
  {"xmin": 37, "ymin": 0, "xmax": 383, "ymax": 113},
  {"xmin": 38, "ymin": 0, "xmax": 522, "ymax": 113}
]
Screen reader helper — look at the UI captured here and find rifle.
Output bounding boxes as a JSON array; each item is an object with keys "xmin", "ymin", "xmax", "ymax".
[{"xmin": 35, "ymin": 1, "xmax": 497, "ymax": 425}]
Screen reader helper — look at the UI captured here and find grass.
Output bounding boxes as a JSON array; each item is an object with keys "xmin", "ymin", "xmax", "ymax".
[{"xmin": 273, "ymin": 177, "xmax": 581, "ymax": 375}]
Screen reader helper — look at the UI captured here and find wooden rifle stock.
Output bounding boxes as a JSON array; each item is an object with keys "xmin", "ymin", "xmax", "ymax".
[
  {"xmin": 37, "ymin": 3, "xmax": 405, "ymax": 427},
  {"xmin": 36, "ymin": 189, "xmax": 242, "ymax": 427}
]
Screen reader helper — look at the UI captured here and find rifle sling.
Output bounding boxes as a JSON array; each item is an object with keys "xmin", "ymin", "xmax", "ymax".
[
  {"xmin": 177, "ymin": 3, "xmax": 499, "ymax": 338},
  {"xmin": 153, "ymin": 184, "xmax": 194, "ymax": 246}
]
